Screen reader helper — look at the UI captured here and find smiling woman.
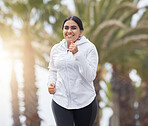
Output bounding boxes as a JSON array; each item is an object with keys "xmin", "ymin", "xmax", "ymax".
[{"xmin": 47, "ymin": 16, "xmax": 99, "ymax": 126}]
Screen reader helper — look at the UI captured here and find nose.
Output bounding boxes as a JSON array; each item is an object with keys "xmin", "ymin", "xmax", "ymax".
[{"xmin": 68, "ymin": 28, "xmax": 72, "ymax": 32}]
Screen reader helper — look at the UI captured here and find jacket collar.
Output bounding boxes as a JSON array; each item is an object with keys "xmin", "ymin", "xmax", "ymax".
[{"xmin": 60, "ymin": 36, "xmax": 88, "ymax": 49}]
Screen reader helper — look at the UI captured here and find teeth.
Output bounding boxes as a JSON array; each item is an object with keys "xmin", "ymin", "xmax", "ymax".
[{"xmin": 67, "ymin": 35, "xmax": 73, "ymax": 37}]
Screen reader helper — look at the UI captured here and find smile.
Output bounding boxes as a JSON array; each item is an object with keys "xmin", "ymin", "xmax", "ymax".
[{"xmin": 67, "ymin": 35, "xmax": 74, "ymax": 37}]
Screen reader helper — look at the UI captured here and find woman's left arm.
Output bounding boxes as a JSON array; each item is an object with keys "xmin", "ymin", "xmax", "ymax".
[{"xmin": 74, "ymin": 45, "xmax": 99, "ymax": 82}]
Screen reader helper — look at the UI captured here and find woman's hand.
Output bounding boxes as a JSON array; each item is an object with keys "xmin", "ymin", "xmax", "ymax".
[
  {"xmin": 69, "ymin": 41, "xmax": 78, "ymax": 54},
  {"xmin": 48, "ymin": 83, "xmax": 55, "ymax": 94}
]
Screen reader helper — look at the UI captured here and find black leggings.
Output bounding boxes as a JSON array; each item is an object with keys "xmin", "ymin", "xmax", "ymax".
[{"xmin": 51, "ymin": 98, "xmax": 97, "ymax": 126}]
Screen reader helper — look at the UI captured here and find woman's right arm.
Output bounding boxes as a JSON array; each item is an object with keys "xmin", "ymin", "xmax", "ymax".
[{"xmin": 47, "ymin": 46, "xmax": 57, "ymax": 94}]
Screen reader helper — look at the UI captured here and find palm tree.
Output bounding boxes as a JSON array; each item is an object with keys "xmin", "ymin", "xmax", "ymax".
[
  {"xmin": 2, "ymin": 0, "xmax": 71, "ymax": 125},
  {"xmin": 0, "ymin": 8, "xmax": 22, "ymax": 125},
  {"xmin": 73, "ymin": 0, "xmax": 148, "ymax": 125},
  {"xmin": 10, "ymin": 57, "xmax": 22, "ymax": 126},
  {"xmin": 134, "ymin": 49, "xmax": 148, "ymax": 125},
  {"xmin": 116, "ymin": 5, "xmax": 148, "ymax": 126}
]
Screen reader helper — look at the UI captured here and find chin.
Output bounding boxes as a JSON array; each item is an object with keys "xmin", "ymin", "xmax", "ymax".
[{"xmin": 66, "ymin": 38, "xmax": 74, "ymax": 42}]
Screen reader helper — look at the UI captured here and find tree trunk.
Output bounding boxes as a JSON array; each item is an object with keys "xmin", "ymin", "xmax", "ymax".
[
  {"xmin": 23, "ymin": 32, "xmax": 41, "ymax": 126},
  {"xmin": 109, "ymin": 92, "xmax": 120, "ymax": 126},
  {"xmin": 110, "ymin": 65, "xmax": 135, "ymax": 126},
  {"xmin": 94, "ymin": 70, "xmax": 101, "ymax": 126},
  {"xmin": 10, "ymin": 59, "xmax": 21, "ymax": 126},
  {"xmin": 138, "ymin": 82, "xmax": 148, "ymax": 126}
]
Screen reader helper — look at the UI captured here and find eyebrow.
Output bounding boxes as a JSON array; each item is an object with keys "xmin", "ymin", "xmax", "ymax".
[
  {"xmin": 64, "ymin": 25, "xmax": 77, "ymax": 28},
  {"xmin": 71, "ymin": 26, "xmax": 77, "ymax": 28}
]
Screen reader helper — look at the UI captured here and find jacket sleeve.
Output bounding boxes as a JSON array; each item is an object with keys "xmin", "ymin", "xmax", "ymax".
[
  {"xmin": 73, "ymin": 45, "xmax": 98, "ymax": 82},
  {"xmin": 47, "ymin": 47, "xmax": 57, "ymax": 86}
]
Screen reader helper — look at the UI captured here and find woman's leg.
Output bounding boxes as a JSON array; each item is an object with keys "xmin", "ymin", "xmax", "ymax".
[
  {"xmin": 51, "ymin": 100, "xmax": 74, "ymax": 126},
  {"xmin": 73, "ymin": 98, "xmax": 97, "ymax": 126}
]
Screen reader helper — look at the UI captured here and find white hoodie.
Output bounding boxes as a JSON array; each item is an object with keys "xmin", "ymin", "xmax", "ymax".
[{"xmin": 48, "ymin": 36, "xmax": 99, "ymax": 109}]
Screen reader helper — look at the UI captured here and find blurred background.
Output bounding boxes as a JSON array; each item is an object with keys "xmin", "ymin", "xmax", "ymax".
[{"xmin": 0, "ymin": 0, "xmax": 148, "ymax": 126}]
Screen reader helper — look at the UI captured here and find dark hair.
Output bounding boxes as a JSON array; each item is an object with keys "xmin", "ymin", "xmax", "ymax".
[{"xmin": 62, "ymin": 16, "xmax": 84, "ymax": 30}]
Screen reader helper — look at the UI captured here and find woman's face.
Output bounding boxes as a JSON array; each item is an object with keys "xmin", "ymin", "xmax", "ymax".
[{"xmin": 63, "ymin": 20, "xmax": 83, "ymax": 43}]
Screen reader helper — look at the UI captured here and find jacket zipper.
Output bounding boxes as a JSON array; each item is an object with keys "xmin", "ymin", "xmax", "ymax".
[{"xmin": 66, "ymin": 50, "xmax": 71, "ymax": 108}]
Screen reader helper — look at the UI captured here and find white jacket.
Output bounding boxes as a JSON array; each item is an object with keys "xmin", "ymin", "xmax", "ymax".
[{"xmin": 48, "ymin": 36, "xmax": 99, "ymax": 109}]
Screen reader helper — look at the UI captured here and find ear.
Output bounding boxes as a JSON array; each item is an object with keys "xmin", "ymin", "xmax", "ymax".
[{"xmin": 80, "ymin": 30, "xmax": 83, "ymax": 35}]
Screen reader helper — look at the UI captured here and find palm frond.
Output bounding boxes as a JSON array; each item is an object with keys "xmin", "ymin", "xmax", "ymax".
[
  {"xmin": 106, "ymin": 2, "xmax": 138, "ymax": 20},
  {"xmin": 113, "ymin": 34, "xmax": 148, "ymax": 48},
  {"xmin": 91, "ymin": 20, "xmax": 125, "ymax": 40},
  {"xmin": 121, "ymin": 27, "xmax": 148, "ymax": 39}
]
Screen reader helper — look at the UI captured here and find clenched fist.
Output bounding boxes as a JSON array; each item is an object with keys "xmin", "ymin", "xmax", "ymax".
[
  {"xmin": 69, "ymin": 41, "xmax": 78, "ymax": 54},
  {"xmin": 48, "ymin": 83, "xmax": 55, "ymax": 94}
]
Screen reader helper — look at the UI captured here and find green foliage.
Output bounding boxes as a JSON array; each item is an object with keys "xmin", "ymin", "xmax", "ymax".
[
  {"xmin": 73, "ymin": 1, "xmax": 148, "ymax": 125},
  {"xmin": 134, "ymin": 83, "xmax": 145, "ymax": 101},
  {"xmin": 73, "ymin": 0, "xmax": 148, "ymax": 73},
  {"xmin": 1, "ymin": 0, "xmax": 148, "ymax": 124},
  {"xmin": 1, "ymin": 0, "xmax": 71, "ymax": 67},
  {"xmin": 100, "ymin": 80, "xmax": 113, "ymax": 108}
]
